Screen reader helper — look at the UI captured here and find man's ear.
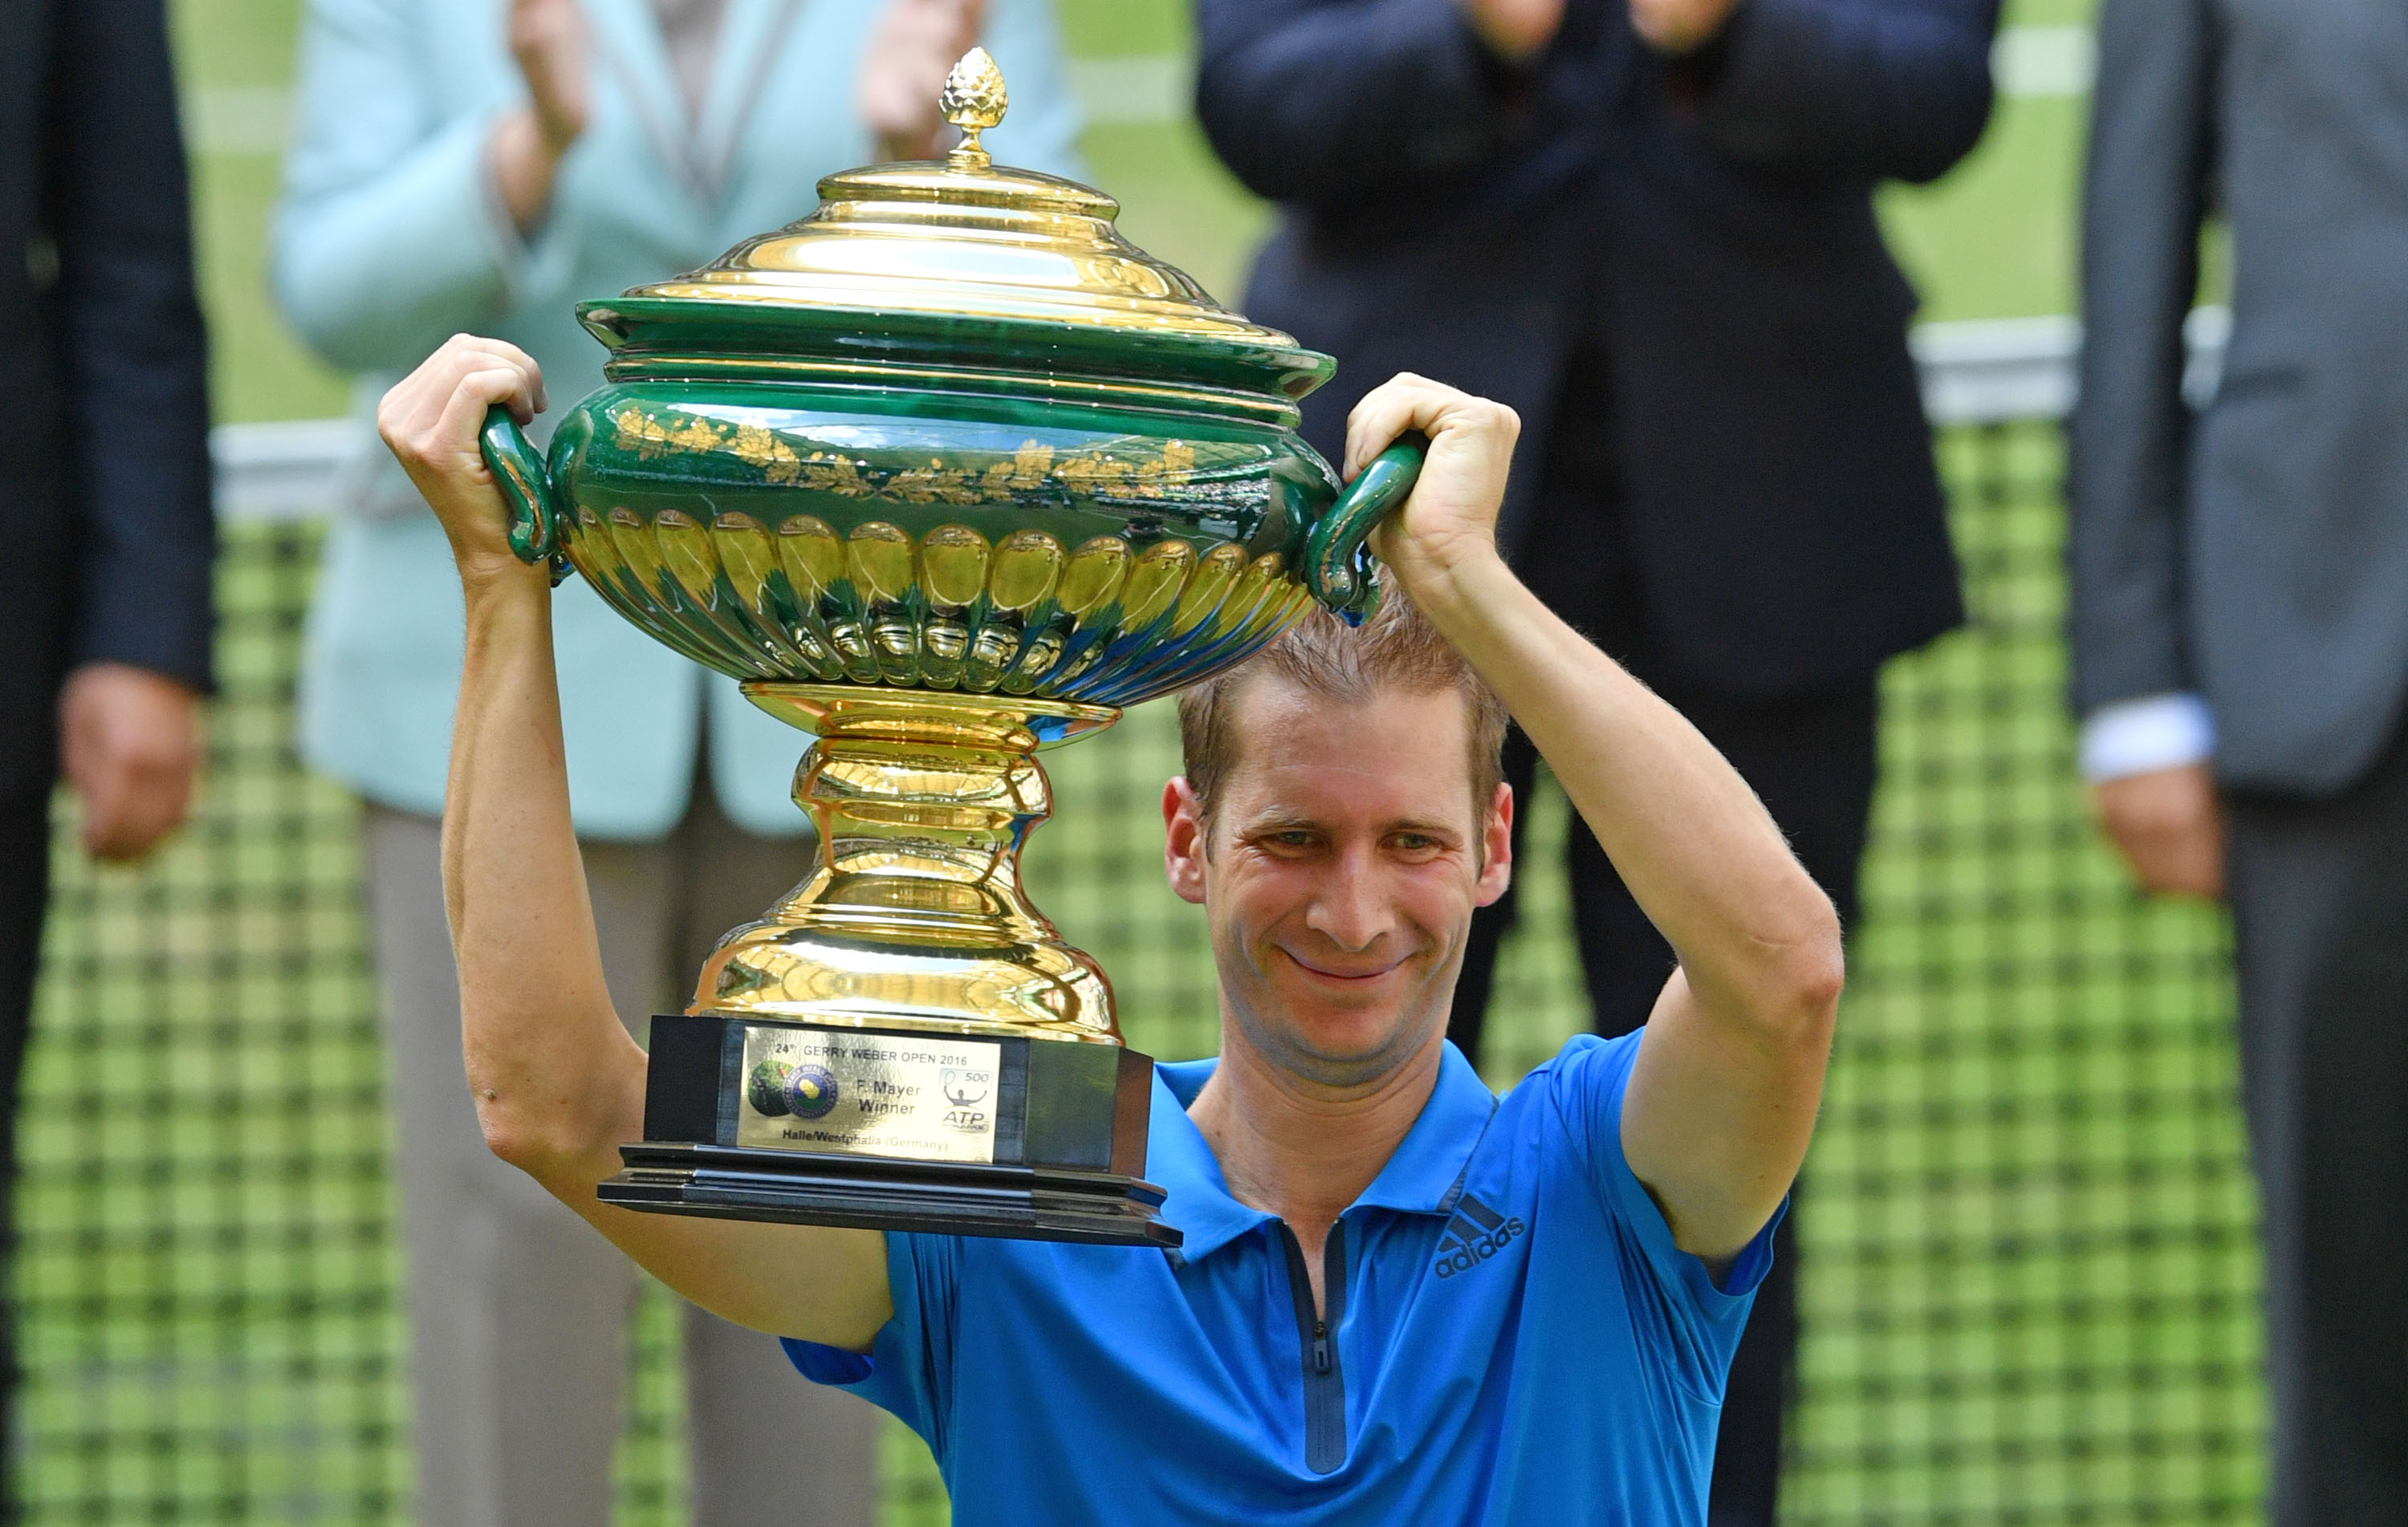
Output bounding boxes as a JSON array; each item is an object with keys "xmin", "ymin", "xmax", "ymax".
[
  {"xmin": 1474, "ymin": 780, "xmax": 1514, "ymax": 908},
  {"xmin": 1162, "ymin": 777, "xmax": 1210, "ymax": 906}
]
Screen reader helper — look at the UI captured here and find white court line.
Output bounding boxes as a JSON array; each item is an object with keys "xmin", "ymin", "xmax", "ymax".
[{"xmin": 1990, "ymin": 24, "xmax": 2095, "ymax": 99}]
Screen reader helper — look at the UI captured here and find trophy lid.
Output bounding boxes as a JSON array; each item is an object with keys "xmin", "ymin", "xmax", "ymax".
[{"xmin": 585, "ymin": 49, "xmax": 1332, "ymax": 407}]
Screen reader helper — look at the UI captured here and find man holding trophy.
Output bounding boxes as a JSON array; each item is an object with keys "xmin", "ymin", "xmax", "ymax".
[{"xmin": 381, "ymin": 315, "xmax": 1841, "ymax": 1516}]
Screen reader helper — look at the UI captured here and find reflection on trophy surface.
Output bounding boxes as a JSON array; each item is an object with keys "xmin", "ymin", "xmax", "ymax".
[{"xmin": 479, "ymin": 47, "xmax": 1422, "ymax": 1245}]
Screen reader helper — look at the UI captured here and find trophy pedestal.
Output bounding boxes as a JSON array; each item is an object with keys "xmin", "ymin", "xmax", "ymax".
[
  {"xmin": 600, "ymin": 1013, "xmax": 1180, "ymax": 1249},
  {"xmin": 595, "ymin": 687, "xmax": 1182, "ymax": 1248}
]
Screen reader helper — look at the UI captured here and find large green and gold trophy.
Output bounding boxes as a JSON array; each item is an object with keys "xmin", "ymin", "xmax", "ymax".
[{"xmin": 480, "ymin": 51, "xmax": 1422, "ymax": 1248}]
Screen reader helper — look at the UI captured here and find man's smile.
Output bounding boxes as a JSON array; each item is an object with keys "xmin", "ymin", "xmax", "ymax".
[{"xmin": 1277, "ymin": 946, "xmax": 1411, "ymax": 983}]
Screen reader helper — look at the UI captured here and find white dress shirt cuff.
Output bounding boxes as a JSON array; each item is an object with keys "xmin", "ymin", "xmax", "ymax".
[{"xmin": 2078, "ymin": 692, "xmax": 2216, "ymax": 782}]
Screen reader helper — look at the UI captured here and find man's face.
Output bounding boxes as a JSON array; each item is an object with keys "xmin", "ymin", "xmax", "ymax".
[{"xmin": 1162, "ymin": 677, "xmax": 1513, "ymax": 1088}]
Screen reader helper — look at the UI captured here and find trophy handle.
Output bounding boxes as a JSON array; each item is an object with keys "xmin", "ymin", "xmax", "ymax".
[
  {"xmin": 478, "ymin": 405, "xmax": 572, "ymax": 585},
  {"xmin": 1304, "ymin": 432, "xmax": 1426, "ymax": 625}
]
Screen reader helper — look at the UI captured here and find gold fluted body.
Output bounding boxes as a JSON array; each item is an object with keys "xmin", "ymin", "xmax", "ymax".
[{"xmin": 693, "ymin": 687, "xmax": 1125, "ymax": 1041}]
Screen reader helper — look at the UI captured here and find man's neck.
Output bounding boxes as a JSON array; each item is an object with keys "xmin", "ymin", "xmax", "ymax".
[{"xmin": 1186, "ymin": 1025, "xmax": 1446, "ymax": 1252}]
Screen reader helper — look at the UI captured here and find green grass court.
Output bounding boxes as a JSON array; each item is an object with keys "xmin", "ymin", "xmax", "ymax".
[{"xmin": 22, "ymin": 2, "xmax": 2260, "ymax": 1521}]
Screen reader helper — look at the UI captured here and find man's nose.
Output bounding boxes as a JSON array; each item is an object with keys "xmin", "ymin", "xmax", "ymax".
[{"xmin": 1304, "ymin": 846, "xmax": 1394, "ymax": 952}]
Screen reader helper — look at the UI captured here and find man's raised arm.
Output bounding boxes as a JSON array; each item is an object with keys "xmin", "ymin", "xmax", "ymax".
[
  {"xmin": 379, "ymin": 336, "xmax": 893, "ymax": 1349},
  {"xmin": 1344, "ymin": 375, "xmax": 1844, "ymax": 1265}
]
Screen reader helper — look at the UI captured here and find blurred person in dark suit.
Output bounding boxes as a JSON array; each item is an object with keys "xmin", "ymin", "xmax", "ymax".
[
  {"xmin": 1195, "ymin": 0, "xmax": 1996, "ymax": 1517},
  {"xmin": 2072, "ymin": 2, "xmax": 2408, "ymax": 1517},
  {"xmin": 271, "ymin": 0, "xmax": 1080, "ymax": 1520},
  {"xmin": 0, "ymin": 0, "xmax": 214, "ymax": 1508}
]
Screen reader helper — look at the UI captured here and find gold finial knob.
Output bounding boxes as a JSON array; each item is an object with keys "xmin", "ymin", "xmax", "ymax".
[{"xmin": 940, "ymin": 47, "xmax": 1007, "ymax": 167}]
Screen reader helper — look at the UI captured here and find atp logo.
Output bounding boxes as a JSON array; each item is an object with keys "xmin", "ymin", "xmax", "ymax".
[
  {"xmin": 940, "ymin": 1066, "xmax": 992, "ymax": 1133},
  {"xmin": 1431, "ymin": 1194, "xmax": 1525, "ymax": 1279}
]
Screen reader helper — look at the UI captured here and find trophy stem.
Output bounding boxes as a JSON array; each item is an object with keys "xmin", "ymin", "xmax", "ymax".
[{"xmin": 692, "ymin": 684, "xmax": 1125, "ymax": 1043}]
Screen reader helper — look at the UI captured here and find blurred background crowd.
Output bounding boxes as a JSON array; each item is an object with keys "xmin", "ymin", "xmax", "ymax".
[{"xmin": 8, "ymin": 0, "xmax": 2399, "ymax": 1523}]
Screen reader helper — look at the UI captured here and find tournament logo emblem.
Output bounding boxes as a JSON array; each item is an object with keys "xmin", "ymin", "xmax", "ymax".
[
  {"xmin": 783, "ymin": 1063, "xmax": 840, "ymax": 1120},
  {"xmin": 746, "ymin": 1060, "xmax": 794, "ymax": 1118},
  {"xmin": 1431, "ymin": 1194, "xmax": 1525, "ymax": 1279}
]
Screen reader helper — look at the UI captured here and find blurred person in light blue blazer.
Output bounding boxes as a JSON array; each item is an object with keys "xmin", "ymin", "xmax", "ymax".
[{"xmin": 270, "ymin": 1, "xmax": 1081, "ymax": 1521}]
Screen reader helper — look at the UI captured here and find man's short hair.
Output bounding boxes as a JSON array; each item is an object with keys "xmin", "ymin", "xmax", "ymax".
[{"xmin": 1176, "ymin": 590, "xmax": 1511, "ymax": 822}]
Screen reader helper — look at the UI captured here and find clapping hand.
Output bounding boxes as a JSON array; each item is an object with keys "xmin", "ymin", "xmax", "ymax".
[
  {"xmin": 1625, "ymin": 0, "xmax": 1742, "ymax": 54},
  {"xmin": 1458, "ymin": 0, "xmax": 1740, "ymax": 59},
  {"xmin": 493, "ymin": 0, "xmax": 590, "ymax": 231},
  {"xmin": 1456, "ymin": 0, "xmax": 1564, "ymax": 60},
  {"xmin": 859, "ymin": 0, "xmax": 986, "ymax": 162}
]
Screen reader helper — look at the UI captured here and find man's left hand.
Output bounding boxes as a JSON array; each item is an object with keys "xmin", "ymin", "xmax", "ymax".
[
  {"xmin": 1628, "ymin": 0, "xmax": 1739, "ymax": 54},
  {"xmin": 1343, "ymin": 372, "xmax": 1521, "ymax": 603},
  {"xmin": 59, "ymin": 663, "xmax": 201, "ymax": 863}
]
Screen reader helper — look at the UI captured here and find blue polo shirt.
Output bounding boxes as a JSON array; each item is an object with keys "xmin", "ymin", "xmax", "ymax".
[{"xmin": 787, "ymin": 1034, "xmax": 1778, "ymax": 1524}]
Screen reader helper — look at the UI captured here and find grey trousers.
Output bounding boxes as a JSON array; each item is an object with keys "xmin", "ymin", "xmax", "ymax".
[
  {"xmin": 363, "ymin": 794, "xmax": 877, "ymax": 1527},
  {"xmin": 2226, "ymin": 725, "xmax": 2408, "ymax": 1527}
]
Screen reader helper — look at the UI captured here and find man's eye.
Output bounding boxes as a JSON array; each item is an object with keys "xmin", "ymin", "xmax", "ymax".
[{"xmin": 1391, "ymin": 834, "xmax": 1442, "ymax": 854}]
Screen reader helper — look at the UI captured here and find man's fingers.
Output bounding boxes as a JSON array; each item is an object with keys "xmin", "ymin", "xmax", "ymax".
[
  {"xmin": 1342, "ymin": 373, "xmax": 1450, "ymax": 477},
  {"xmin": 433, "ymin": 365, "xmax": 539, "ymax": 461},
  {"xmin": 59, "ymin": 668, "xmax": 201, "ymax": 862},
  {"xmin": 381, "ymin": 338, "xmax": 545, "ymax": 472},
  {"xmin": 372, "ymin": 337, "xmax": 561, "ymax": 574},
  {"xmin": 80, "ymin": 757, "xmax": 195, "ymax": 861},
  {"xmin": 378, "ymin": 336, "xmax": 543, "ymax": 452},
  {"xmin": 1342, "ymin": 375, "xmax": 1519, "ymax": 484},
  {"xmin": 440, "ymin": 335, "xmax": 543, "ymax": 420},
  {"xmin": 383, "ymin": 363, "xmax": 514, "ymax": 476},
  {"xmin": 2095, "ymin": 766, "xmax": 2226, "ymax": 899}
]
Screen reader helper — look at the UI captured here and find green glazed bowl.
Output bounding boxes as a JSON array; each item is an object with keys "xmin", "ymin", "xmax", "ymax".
[{"xmin": 479, "ymin": 116, "xmax": 1422, "ymax": 733}]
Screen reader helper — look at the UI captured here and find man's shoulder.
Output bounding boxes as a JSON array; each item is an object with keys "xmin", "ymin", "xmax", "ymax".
[
  {"xmin": 1470, "ymin": 1031, "xmax": 1645, "ymax": 1196},
  {"xmin": 1499, "ymin": 1031, "xmax": 1642, "ymax": 1118}
]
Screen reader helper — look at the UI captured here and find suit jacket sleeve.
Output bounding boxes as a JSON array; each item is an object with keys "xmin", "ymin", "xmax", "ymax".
[
  {"xmin": 46, "ymin": 0, "xmax": 216, "ymax": 692},
  {"xmin": 1682, "ymin": 0, "xmax": 1999, "ymax": 182},
  {"xmin": 2064, "ymin": 0, "xmax": 2212, "ymax": 712},
  {"xmin": 1194, "ymin": 0, "xmax": 1523, "ymax": 204},
  {"xmin": 271, "ymin": 0, "xmax": 539, "ymax": 371}
]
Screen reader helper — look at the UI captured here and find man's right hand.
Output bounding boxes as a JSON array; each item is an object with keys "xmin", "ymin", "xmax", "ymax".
[
  {"xmin": 2093, "ymin": 762, "xmax": 2225, "ymax": 899},
  {"xmin": 1457, "ymin": 0, "xmax": 1565, "ymax": 60},
  {"xmin": 378, "ymin": 335, "xmax": 550, "ymax": 588}
]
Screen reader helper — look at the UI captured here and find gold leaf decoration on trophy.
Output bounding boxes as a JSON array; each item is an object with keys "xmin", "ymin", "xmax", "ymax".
[
  {"xmin": 730, "ymin": 422, "xmax": 803, "ymax": 485},
  {"xmin": 614, "ymin": 404, "xmax": 726, "ymax": 461},
  {"xmin": 980, "ymin": 441, "xmax": 1056, "ymax": 494},
  {"xmin": 608, "ymin": 406, "xmax": 1261, "ymax": 510},
  {"xmin": 889, "ymin": 457, "xmax": 985, "ymax": 506},
  {"xmin": 795, "ymin": 453, "xmax": 872, "ymax": 497}
]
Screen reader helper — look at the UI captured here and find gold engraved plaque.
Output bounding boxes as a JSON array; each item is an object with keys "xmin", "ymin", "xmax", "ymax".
[{"xmin": 737, "ymin": 1027, "xmax": 1002, "ymax": 1163}]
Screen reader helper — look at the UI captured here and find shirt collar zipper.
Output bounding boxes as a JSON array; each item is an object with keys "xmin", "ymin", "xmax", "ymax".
[{"xmin": 1275, "ymin": 1219, "xmax": 1349, "ymax": 1476}]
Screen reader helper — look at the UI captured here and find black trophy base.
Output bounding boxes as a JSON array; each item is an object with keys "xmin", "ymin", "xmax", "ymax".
[
  {"xmin": 602, "ymin": 1142, "xmax": 1179, "ymax": 1247},
  {"xmin": 598, "ymin": 1012, "xmax": 1181, "ymax": 1249}
]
